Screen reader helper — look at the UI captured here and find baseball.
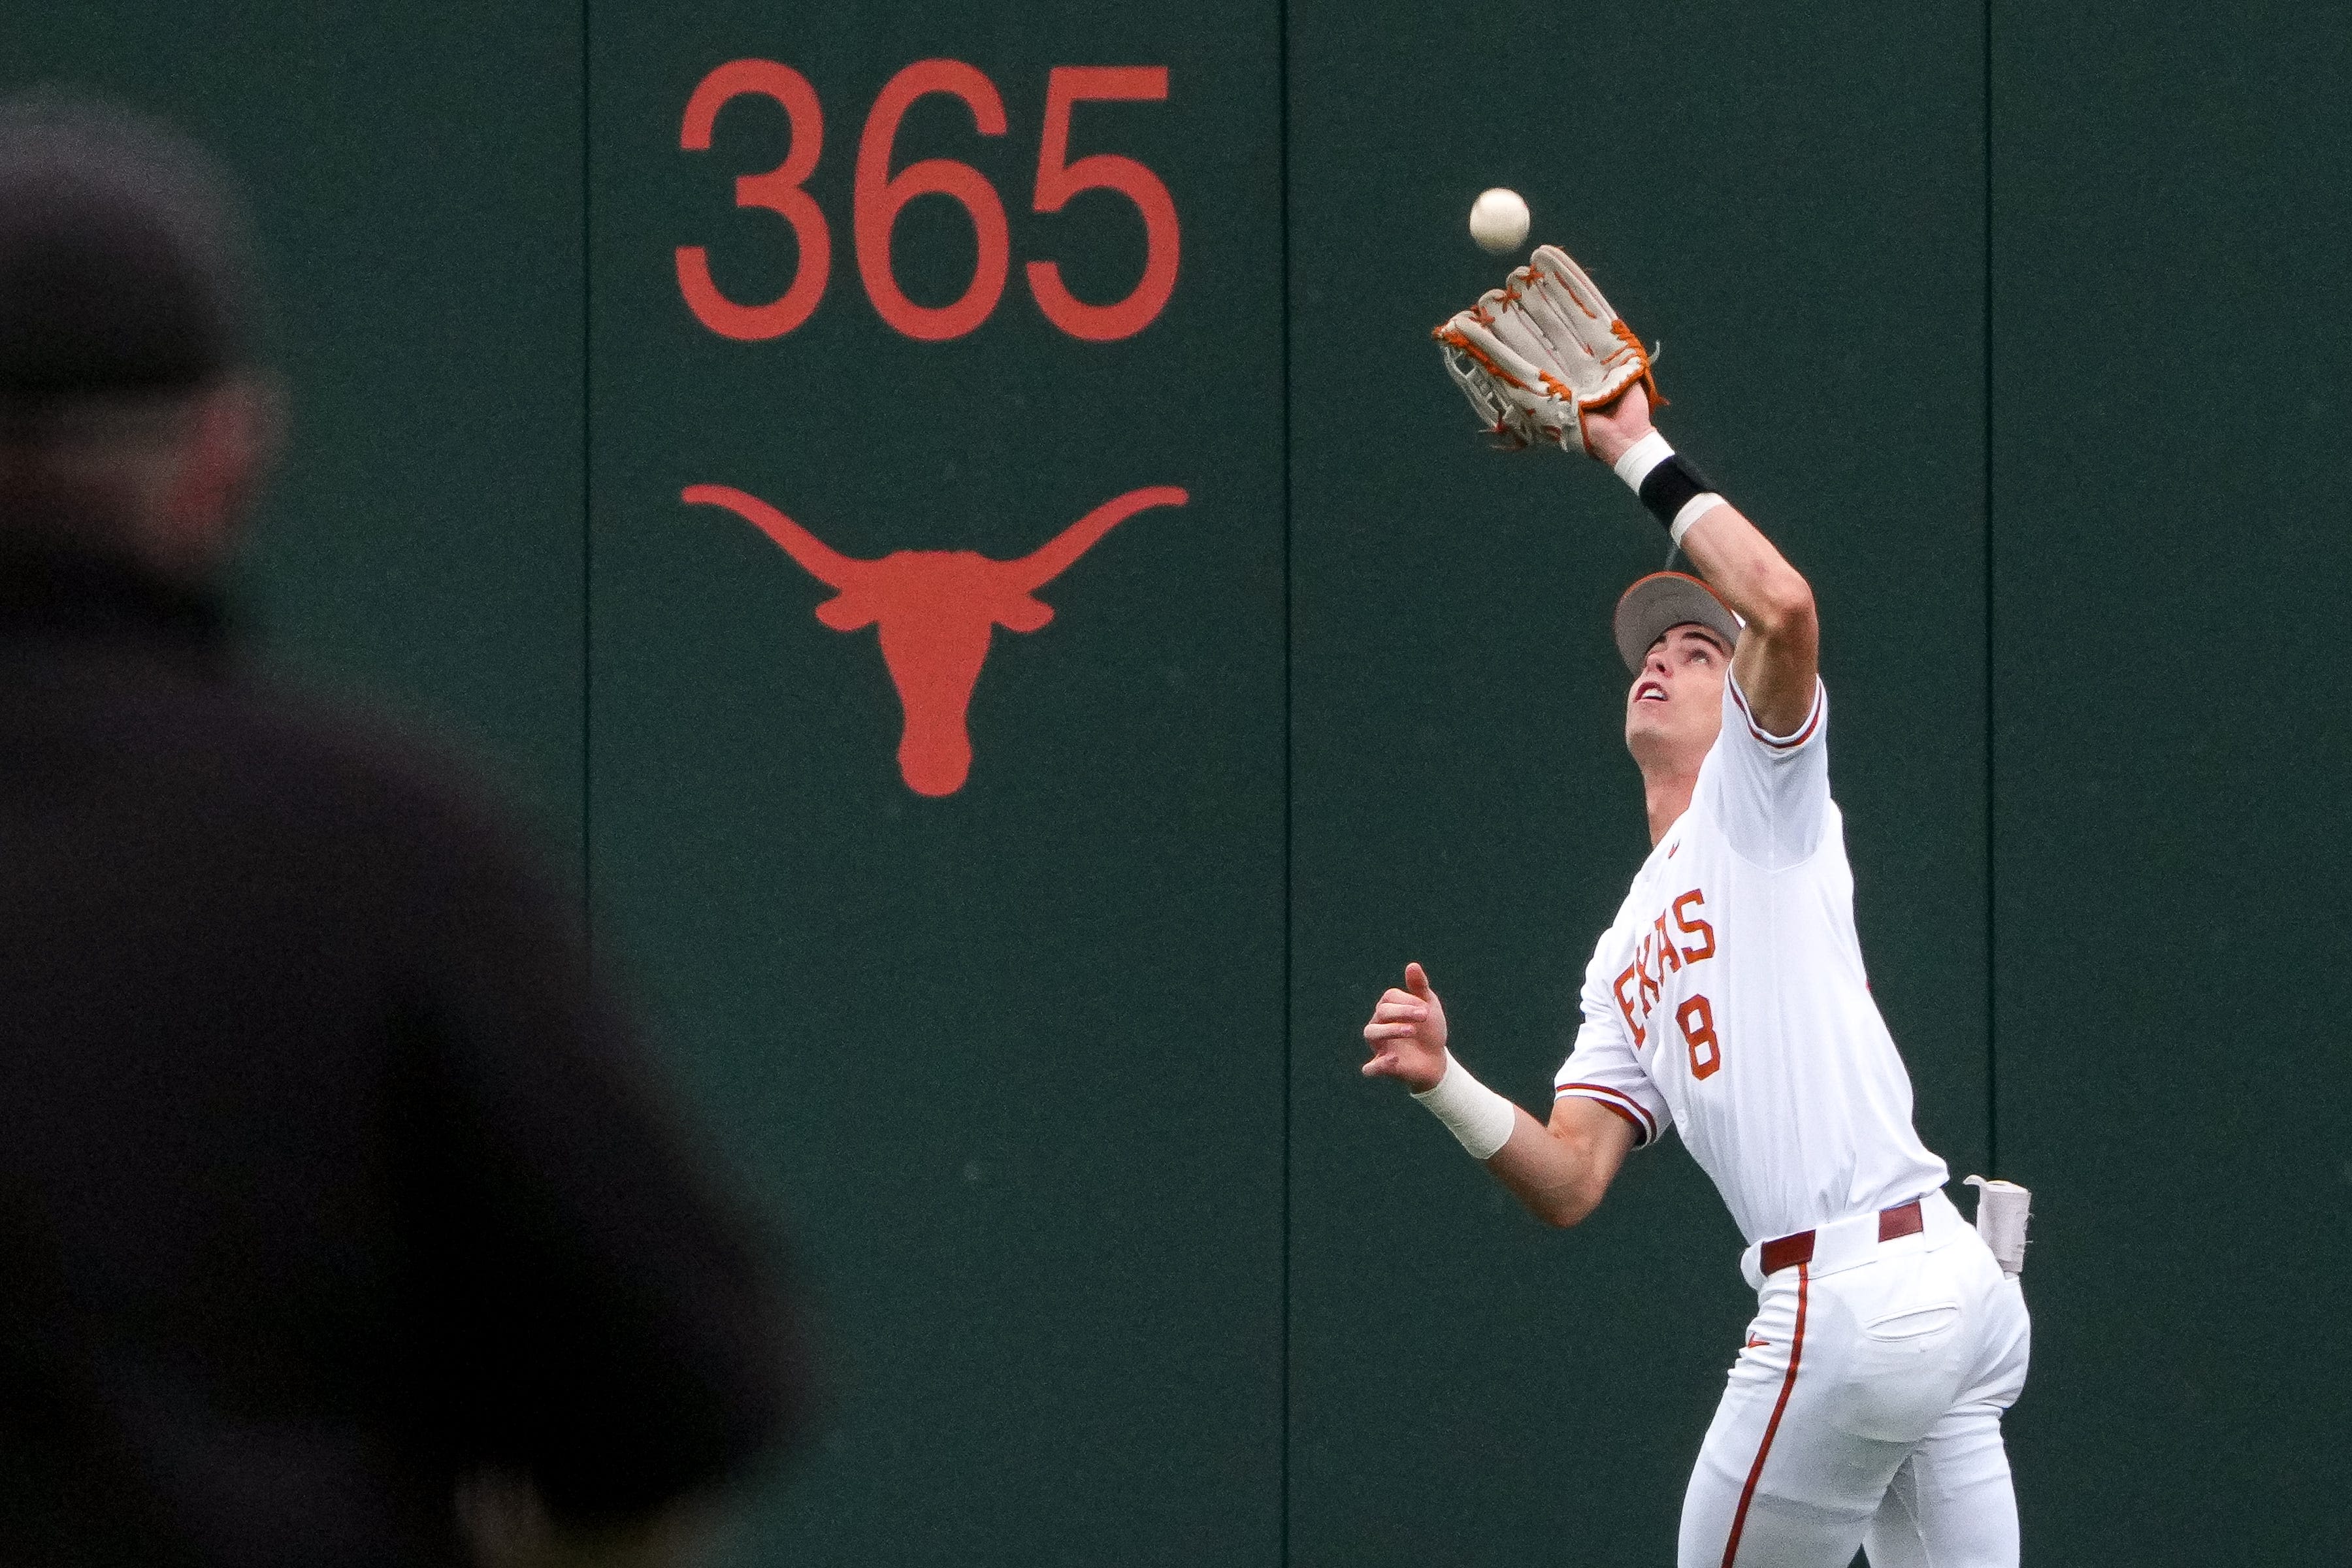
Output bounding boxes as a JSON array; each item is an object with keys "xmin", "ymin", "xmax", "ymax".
[{"xmin": 1469, "ymin": 187, "xmax": 1530, "ymax": 253}]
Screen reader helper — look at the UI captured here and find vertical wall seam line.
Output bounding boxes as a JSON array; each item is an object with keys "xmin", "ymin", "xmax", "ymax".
[
  {"xmin": 580, "ymin": 0, "xmax": 595, "ymax": 946},
  {"xmin": 1982, "ymin": 0, "xmax": 1998, "ymax": 1175},
  {"xmin": 1276, "ymin": 0, "xmax": 1295, "ymax": 1558}
]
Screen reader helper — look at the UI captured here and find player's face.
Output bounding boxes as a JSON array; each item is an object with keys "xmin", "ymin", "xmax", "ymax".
[{"xmin": 1624, "ymin": 624, "xmax": 1730, "ymax": 764}]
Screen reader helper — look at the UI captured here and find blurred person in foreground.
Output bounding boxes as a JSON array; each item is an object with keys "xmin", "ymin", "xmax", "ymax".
[{"xmin": 0, "ymin": 94, "xmax": 808, "ymax": 1565}]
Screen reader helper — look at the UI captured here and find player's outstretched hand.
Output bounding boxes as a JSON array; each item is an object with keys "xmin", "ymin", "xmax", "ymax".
[
  {"xmin": 1362, "ymin": 962, "xmax": 1450, "ymax": 1093},
  {"xmin": 1579, "ymin": 380, "xmax": 1654, "ymax": 468}
]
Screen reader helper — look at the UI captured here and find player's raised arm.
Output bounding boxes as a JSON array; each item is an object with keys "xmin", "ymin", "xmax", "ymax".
[
  {"xmin": 1432, "ymin": 246, "xmax": 1818, "ymax": 737},
  {"xmin": 1362, "ymin": 964, "xmax": 1635, "ymax": 1227},
  {"xmin": 1583, "ymin": 385, "xmax": 1818, "ymax": 738}
]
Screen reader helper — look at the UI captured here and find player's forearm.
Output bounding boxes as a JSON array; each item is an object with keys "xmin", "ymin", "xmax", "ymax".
[
  {"xmin": 1404, "ymin": 1051, "xmax": 1614, "ymax": 1227},
  {"xmin": 1677, "ymin": 499, "xmax": 1818, "ymax": 735},
  {"xmin": 1483, "ymin": 1106, "xmax": 1609, "ymax": 1229},
  {"xmin": 1583, "ymin": 392, "xmax": 1816, "ymax": 656},
  {"xmin": 1676, "ymin": 500, "xmax": 1814, "ymax": 644},
  {"xmin": 1586, "ymin": 396, "xmax": 1815, "ymax": 657}
]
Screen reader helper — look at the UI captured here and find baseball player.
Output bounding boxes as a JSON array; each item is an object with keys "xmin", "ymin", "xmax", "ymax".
[{"xmin": 1360, "ymin": 247, "xmax": 2030, "ymax": 1567}]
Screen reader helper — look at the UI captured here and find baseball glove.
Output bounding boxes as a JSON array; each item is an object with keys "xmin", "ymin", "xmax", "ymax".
[{"xmin": 1433, "ymin": 244, "xmax": 1658, "ymax": 455}]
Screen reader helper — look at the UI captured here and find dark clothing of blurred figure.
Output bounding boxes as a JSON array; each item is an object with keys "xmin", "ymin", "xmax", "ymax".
[
  {"xmin": 0, "ymin": 542, "xmax": 799, "ymax": 1563},
  {"xmin": 0, "ymin": 97, "xmax": 805, "ymax": 1565}
]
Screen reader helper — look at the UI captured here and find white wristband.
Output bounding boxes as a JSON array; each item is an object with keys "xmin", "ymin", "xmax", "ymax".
[
  {"xmin": 1669, "ymin": 493, "xmax": 1725, "ymax": 546},
  {"xmin": 1410, "ymin": 1051, "xmax": 1518, "ymax": 1160},
  {"xmin": 1612, "ymin": 429, "xmax": 1674, "ymax": 492}
]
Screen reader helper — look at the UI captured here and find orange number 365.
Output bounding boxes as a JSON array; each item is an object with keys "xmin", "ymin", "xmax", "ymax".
[
  {"xmin": 1677, "ymin": 994, "xmax": 1722, "ymax": 1080},
  {"xmin": 679, "ymin": 58, "xmax": 1179, "ymax": 344}
]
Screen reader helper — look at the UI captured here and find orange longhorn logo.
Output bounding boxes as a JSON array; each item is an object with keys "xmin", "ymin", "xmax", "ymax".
[{"xmin": 681, "ymin": 483, "xmax": 1189, "ymax": 796}]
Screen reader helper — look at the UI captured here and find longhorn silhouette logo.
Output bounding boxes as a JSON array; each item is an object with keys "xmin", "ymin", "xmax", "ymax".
[{"xmin": 682, "ymin": 482, "xmax": 1189, "ymax": 796}]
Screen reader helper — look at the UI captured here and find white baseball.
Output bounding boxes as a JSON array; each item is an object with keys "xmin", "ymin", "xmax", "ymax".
[{"xmin": 1469, "ymin": 188, "xmax": 1529, "ymax": 254}]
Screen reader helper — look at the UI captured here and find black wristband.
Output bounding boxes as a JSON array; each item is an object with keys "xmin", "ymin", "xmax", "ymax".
[{"xmin": 1637, "ymin": 453, "xmax": 1715, "ymax": 531}]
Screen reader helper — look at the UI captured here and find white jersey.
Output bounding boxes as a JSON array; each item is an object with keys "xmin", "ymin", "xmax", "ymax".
[{"xmin": 1554, "ymin": 672, "xmax": 1947, "ymax": 1245}]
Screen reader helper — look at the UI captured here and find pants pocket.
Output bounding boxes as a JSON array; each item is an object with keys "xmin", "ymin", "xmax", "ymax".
[
  {"xmin": 1863, "ymin": 1302, "xmax": 1960, "ymax": 1342},
  {"xmin": 1827, "ymin": 1283, "xmax": 1970, "ymax": 1445}
]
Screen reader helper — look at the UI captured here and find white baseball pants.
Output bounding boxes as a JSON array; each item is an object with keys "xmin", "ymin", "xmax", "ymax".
[{"xmin": 1676, "ymin": 1190, "xmax": 2031, "ymax": 1568}]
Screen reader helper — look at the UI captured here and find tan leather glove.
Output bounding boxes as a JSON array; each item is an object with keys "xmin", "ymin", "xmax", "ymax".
[{"xmin": 1433, "ymin": 244, "xmax": 1658, "ymax": 455}]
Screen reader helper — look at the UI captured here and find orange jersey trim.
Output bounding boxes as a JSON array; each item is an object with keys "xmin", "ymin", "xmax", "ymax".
[
  {"xmin": 1726, "ymin": 674, "xmax": 1824, "ymax": 751},
  {"xmin": 1556, "ymin": 1081, "xmax": 1659, "ymax": 1146}
]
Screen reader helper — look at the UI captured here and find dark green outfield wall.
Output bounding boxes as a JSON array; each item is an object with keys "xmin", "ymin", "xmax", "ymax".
[
  {"xmin": 12, "ymin": 5, "xmax": 2347, "ymax": 1563},
  {"xmin": 10, "ymin": 7, "xmax": 588, "ymax": 845},
  {"xmin": 1991, "ymin": 8, "xmax": 2352, "ymax": 1562}
]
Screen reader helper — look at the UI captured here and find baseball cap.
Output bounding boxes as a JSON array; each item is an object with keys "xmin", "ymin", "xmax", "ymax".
[
  {"xmin": 1612, "ymin": 570, "xmax": 1742, "ymax": 674},
  {"xmin": 0, "ymin": 92, "xmax": 255, "ymax": 402}
]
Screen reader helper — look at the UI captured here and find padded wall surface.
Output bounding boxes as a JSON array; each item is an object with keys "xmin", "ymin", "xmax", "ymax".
[
  {"xmin": 584, "ymin": 7, "xmax": 1286, "ymax": 1562},
  {"xmin": 8, "ymin": 5, "xmax": 588, "ymax": 851},
  {"xmin": 1989, "ymin": 6, "xmax": 2352, "ymax": 1561}
]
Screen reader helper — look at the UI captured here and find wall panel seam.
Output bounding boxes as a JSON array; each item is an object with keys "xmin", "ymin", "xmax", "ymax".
[
  {"xmin": 1982, "ymin": 0, "xmax": 1998, "ymax": 1175},
  {"xmin": 1277, "ymin": 0, "xmax": 1296, "ymax": 1559},
  {"xmin": 580, "ymin": 0, "xmax": 596, "ymax": 943}
]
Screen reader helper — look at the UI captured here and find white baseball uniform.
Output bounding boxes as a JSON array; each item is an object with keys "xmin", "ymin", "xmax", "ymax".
[{"xmin": 1554, "ymin": 672, "xmax": 2031, "ymax": 1567}]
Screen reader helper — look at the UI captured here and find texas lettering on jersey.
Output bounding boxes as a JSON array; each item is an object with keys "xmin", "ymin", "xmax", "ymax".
[
  {"xmin": 1558, "ymin": 673, "xmax": 1948, "ymax": 1247},
  {"xmin": 1610, "ymin": 888, "xmax": 1720, "ymax": 1078}
]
